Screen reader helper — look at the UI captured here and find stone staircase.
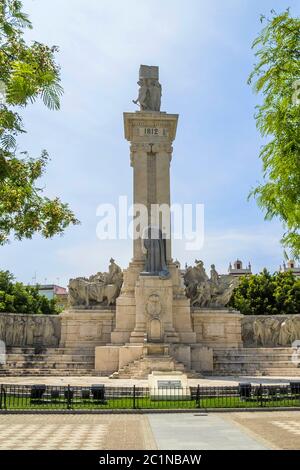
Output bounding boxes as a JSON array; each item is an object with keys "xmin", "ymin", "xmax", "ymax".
[
  {"xmin": 212, "ymin": 347, "xmax": 300, "ymax": 377},
  {"xmin": 0, "ymin": 347, "xmax": 101, "ymax": 376},
  {"xmin": 110, "ymin": 354, "xmax": 201, "ymax": 379},
  {"xmin": 2, "ymin": 346, "xmax": 299, "ymax": 378}
]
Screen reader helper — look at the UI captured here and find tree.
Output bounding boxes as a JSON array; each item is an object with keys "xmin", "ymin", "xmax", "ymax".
[
  {"xmin": 0, "ymin": 269, "xmax": 60, "ymax": 314},
  {"xmin": 248, "ymin": 10, "xmax": 300, "ymax": 258},
  {"xmin": 228, "ymin": 270, "xmax": 300, "ymax": 315},
  {"xmin": 0, "ymin": 0, "xmax": 78, "ymax": 244}
]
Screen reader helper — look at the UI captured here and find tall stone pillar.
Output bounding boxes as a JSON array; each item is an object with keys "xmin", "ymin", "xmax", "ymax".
[
  {"xmin": 111, "ymin": 111, "xmax": 180, "ymax": 345},
  {"xmin": 124, "ymin": 112, "xmax": 178, "ymax": 263},
  {"xmin": 98, "ymin": 65, "xmax": 198, "ymax": 376}
]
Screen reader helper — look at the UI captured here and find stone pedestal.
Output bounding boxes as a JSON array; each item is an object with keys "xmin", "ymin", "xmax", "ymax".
[
  {"xmin": 60, "ymin": 309, "xmax": 115, "ymax": 351},
  {"xmin": 191, "ymin": 346, "xmax": 214, "ymax": 372},
  {"xmin": 94, "ymin": 344, "xmax": 144, "ymax": 374},
  {"xmin": 173, "ymin": 297, "xmax": 197, "ymax": 344},
  {"xmin": 192, "ymin": 309, "xmax": 243, "ymax": 348},
  {"xmin": 110, "ymin": 260, "xmax": 142, "ymax": 344},
  {"xmin": 130, "ymin": 275, "xmax": 179, "ymax": 344}
]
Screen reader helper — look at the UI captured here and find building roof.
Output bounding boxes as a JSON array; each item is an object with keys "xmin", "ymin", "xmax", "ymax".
[{"xmin": 38, "ymin": 284, "xmax": 67, "ymax": 295}]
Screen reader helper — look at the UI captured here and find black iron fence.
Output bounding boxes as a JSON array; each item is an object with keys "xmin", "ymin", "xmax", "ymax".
[{"xmin": 0, "ymin": 382, "xmax": 300, "ymax": 411}]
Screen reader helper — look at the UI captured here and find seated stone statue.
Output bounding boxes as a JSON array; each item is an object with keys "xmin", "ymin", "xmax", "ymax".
[
  {"xmin": 68, "ymin": 259, "xmax": 123, "ymax": 308},
  {"xmin": 184, "ymin": 260, "xmax": 239, "ymax": 308},
  {"xmin": 141, "ymin": 226, "xmax": 169, "ymax": 279}
]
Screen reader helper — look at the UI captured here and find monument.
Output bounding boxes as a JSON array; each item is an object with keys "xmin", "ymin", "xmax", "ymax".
[
  {"xmin": 1, "ymin": 66, "xmax": 300, "ymax": 378},
  {"xmin": 90, "ymin": 65, "xmax": 242, "ymax": 377}
]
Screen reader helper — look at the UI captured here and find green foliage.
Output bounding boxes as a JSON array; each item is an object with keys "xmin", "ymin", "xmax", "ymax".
[
  {"xmin": 0, "ymin": 0, "xmax": 79, "ymax": 244},
  {"xmin": 0, "ymin": 269, "xmax": 60, "ymax": 314},
  {"xmin": 248, "ymin": 10, "xmax": 300, "ymax": 258},
  {"xmin": 228, "ymin": 269, "xmax": 300, "ymax": 315}
]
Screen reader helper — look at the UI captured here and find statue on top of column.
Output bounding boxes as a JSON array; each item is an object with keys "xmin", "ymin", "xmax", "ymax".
[{"xmin": 133, "ymin": 65, "xmax": 162, "ymax": 112}]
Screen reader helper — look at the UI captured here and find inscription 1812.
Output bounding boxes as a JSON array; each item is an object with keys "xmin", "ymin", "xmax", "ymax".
[{"xmin": 139, "ymin": 127, "xmax": 168, "ymax": 137}]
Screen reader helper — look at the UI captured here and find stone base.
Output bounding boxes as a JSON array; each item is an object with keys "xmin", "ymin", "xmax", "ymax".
[
  {"xmin": 173, "ymin": 297, "xmax": 197, "ymax": 344},
  {"xmin": 111, "ymin": 294, "xmax": 136, "ymax": 344},
  {"xmin": 59, "ymin": 276, "xmax": 242, "ymax": 377},
  {"xmin": 192, "ymin": 309, "xmax": 243, "ymax": 348},
  {"xmin": 111, "ymin": 260, "xmax": 197, "ymax": 345},
  {"xmin": 107, "ymin": 347, "xmax": 196, "ymax": 379},
  {"xmin": 94, "ymin": 341, "xmax": 213, "ymax": 376},
  {"xmin": 94, "ymin": 346, "xmax": 120, "ymax": 375},
  {"xmin": 60, "ymin": 309, "xmax": 115, "ymax": 351},
  {"xmin": 95, "ymin": 344, "xmax": 144, "ymax": 374},
  {"xmin": 130, "ymin": 275, "xmax": 180, "ymax": 343},
  {"xmin": 191, "ymin": 346, "xmax": 214, "ymax": 372},
  {"xmin": 169, "ymin": 344, "xmax": 214, "ymax": 372}
]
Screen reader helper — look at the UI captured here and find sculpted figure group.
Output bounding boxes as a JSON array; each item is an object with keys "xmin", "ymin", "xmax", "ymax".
[
  {"xmin": 0, "ymin": 314, "xmax": 60, "ymax": 347},
  {"xmin": 68, "ymin": 258, "xmax": 123, "ymax": 308},
  {"xmin": 184, "ymin": 260, "xmax": 239, "ymax": 308},
  {"xmin": 242, "ymin": 316, "xmax": 300, "ymax": 347},
  {"xmin": 133, "ymin": 78, "xmax": 162, "ymax": 111}
]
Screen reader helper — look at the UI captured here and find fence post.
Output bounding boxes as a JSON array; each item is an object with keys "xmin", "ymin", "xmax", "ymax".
[
  {"xmin": 133, "ymin": 385, "xmax": 136, "ymax": 409},
  {"xmin": 259, "ymin": 384, "xmax": 263, "ymax": 407},
  {"xmin": 0, "ymin": 385, "xmax": 6, "ymax": 410},
  {"xmin": 196, "ymin": 384, "xmax": 200, "ymax": 408},
  {"xmin": 67, "ymin": 385, "xmax": 72, "ymax": 410}
]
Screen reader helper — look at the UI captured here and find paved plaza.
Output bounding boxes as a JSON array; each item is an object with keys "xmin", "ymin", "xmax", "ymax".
[
  {"xmin": 0, "ymin": 375, "xmax": 298, "ymax": 387},
  {"xmin": 0, "ymin": 411, "xmax": 299, "ymax": 450},
  {"xmin": 0, "ymin": 414, "xmax": 156, "ymax": 450}
]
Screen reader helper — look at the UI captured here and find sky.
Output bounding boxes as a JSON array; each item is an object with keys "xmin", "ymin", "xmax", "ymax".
[{"xmin": 1, "ymin": 0, "xmax": 299, "ymax": 286}]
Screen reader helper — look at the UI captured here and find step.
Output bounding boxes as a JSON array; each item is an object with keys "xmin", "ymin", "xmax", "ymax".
[
  {"xmin": 5, "ymin": 355, "xmax": 95, "ymax": 363},
  {"xmin": 212, "ymin": 367, "xmax": 300, "ymax": 376},
  {"xmin": 2, "ymin": 363, "xmax": 95, "ymax": 370},
  {"xmin": 0, "ymin": 369, "xmax": 101, "ymax": 377},
  {"xmin": 214, "ymin": 360, "xmax": 297, "ymax": 367},
  {"xmin": 214, "ymin": 348, "xmax": 294, "ymax": 353},
  {"xmin": 214, "ymin": 353, "xmax": 295, "ymax": 359},
  {"xmin": 7, "ymin": 347, "xmax": 95, "ymax": 355},
  {"xmin": 110, "ymin": 352, "xmax": 201, "ymax": 379},
  {"xmin": 211, "ymin": 370, "xmax": 300, "ymax": 377},
  {"xmin": 213, "ymin": 361, "xmax": 300, "ymax": 369},
  {"xmin": 213, "ymin": 351, "xmax": 294, "ymax": 357}
]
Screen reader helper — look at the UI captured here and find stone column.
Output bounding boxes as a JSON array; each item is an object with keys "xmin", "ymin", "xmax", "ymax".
[
  {"xmin": 124, "ymin": 111, "xmax": 179, "ymax": 265},
  {"xmin": 151, "ymin": 142, "xmax": 173, "ymax": 261},
  {"xmin": 130, "ymin": 143, "xmax": 150, "ymax": 262}
]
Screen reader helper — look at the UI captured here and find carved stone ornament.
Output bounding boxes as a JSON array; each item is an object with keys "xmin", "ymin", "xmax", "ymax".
[{"xmin": 146, "ymin": 294, "xmax": 162, "ymax": 319}]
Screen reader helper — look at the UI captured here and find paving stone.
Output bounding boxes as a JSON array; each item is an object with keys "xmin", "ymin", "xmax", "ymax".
[
  {"xmin": 0, "ymin": 414, "xmax": 156, "ymax": 450},
  {"xmin": 224, "ymin": 411, "xmax": 300, "ymax": 450}
]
